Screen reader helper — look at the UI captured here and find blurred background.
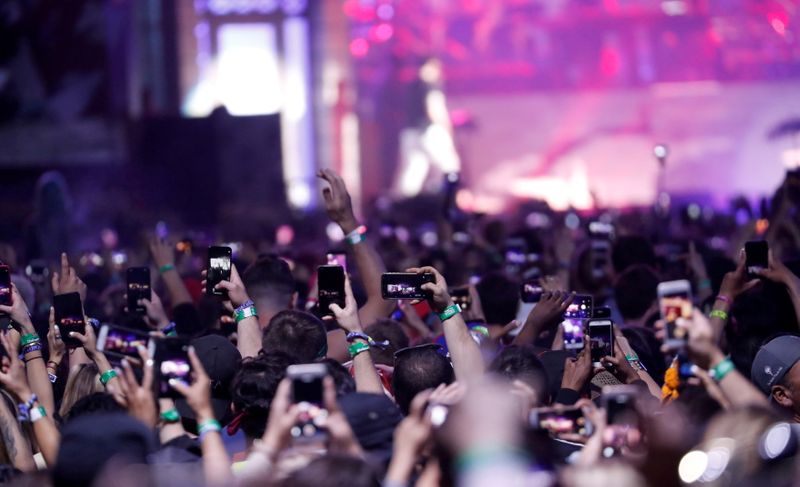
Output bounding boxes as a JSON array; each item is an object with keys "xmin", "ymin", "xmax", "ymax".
[{"xmin": 0, "ymin": 0, "xmax": 799, "ymax": 245}]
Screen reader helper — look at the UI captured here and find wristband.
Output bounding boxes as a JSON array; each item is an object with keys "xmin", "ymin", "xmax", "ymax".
[
  {"xmin": 162, "ymin": 321, "xmax": 177, "ymax": 337},
  {"xmin": 348, "ymin": 342, "xmax": 370, "ymax": 359},
  {"xmin": 198, "ymin": 418, "xmax": 222, "ymax": 440},
  {"xmin": 345, "ymin": 225, "xmax": 367, "ymax": 245},
  {"xmin": 715, "ymin": 295, "xmax": 732, "ymax": 305},
  {"xmin": 29, "ymin": 405, "xmax": 46, "ymax": 423},
  {"xmin": 20, "ymin": 343, "xmax": 43, "ymax": 358},
  {"xmin": 711, "ymin": 357, "xmax": 735, "ymax": 383},
  {"xmin": 17, "ymin": 394, "xmax": 38, "ymax": 422},
  {"xmin": 437, "ymin": 304, "xmax": 461, "ymax": 322},
  {"xmin": 234, "ymin": 299, "xmax": 255, "ymax": 314},
  {"xmin": 235, "ymin": 305, "xmax": 258, "ymax": 323},
  {"xmin": 100, "ymin": 369, "xmax": 119, "ymax": 386},
  {"xmin": 87, "ymin": 317, "xmax": 100, "ymax": 330},
  {"xmin": 159, "ymin": 263, "xmax": 176, "ymax": 274},
  {"xmin": 710, "ymin": 309, "xmax": 729, "ymax": 321},
  {"xmin": 48, "ymin": 373, "xmax": 57, "ymax": 384},
  {"xmin": 47, "ymin": 360, "xmax": 60, "ymax": 370},
  {"xmin": 345, "ymin": 331, "xmax": 370, "ymax": 343},
  {"xmin": 160, "ymin": 408, "xmax": 181, "ymax": 423},
  {"xmin": 471, "ymin": 325, "xmax": 490, "ymax": 339},
  {"xmin": 455, "ymin": 446, "xmax": 528, "ymax": 473},
  {"xmin": 20, "ymin": 333, "xmax": 39, "ymax": 347}
]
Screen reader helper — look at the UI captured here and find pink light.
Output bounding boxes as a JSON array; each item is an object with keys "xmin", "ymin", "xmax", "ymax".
[
  {"xmin": 350, "ymin": 38, "xmax": 370, "ymax": 57},
  {"xmin": 371, "ymin": 23, "xmax": 394, "ymax": 43},
  {"xmin": 771, "ymin": 18, "xmax": 786, "ymax": 36}
]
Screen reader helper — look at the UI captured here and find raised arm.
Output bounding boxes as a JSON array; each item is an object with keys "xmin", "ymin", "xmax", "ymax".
[
  {"xmin": 150, "ymin": 237, "xmax": 192, "ymax": 307},
  {"xmin": 51, "ymin": 253, "xmax": 91, "ymax": 369},
  {"xmin": 212, "ymin": 265, "xmax": 261, "ymax": 359},
  {"xmin": 411, "ymin": 266, "xmax": 485, "ymax": 381},
  {"xmin": 512, "ymin": 291, "xmax": 573, "ymax": 347},
  {"xmin": 318, "ymin": 169, "xmax": 394, "ymax": 325},
  {"xmin": 758, "ymin": 250, "xmax": 800, "ymax": 327}
]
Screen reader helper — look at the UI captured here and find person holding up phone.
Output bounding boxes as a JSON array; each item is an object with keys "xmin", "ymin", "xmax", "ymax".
[{"xmin": 202, "ymin": 263, "xmax": 261, "ymax": 359}]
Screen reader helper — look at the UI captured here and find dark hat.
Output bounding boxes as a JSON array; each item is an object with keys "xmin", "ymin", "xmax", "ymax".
[
  {"xmin": 339, "ymin": 392, "xmax": 403, "ymax": 464},
  {"xmin": 751, "ymin": 335, "xmax": 800, "ymax": 395},
  {"xmin": 53, "ymin": 413, "xmax": 157, "ymax": 487},
  {"xmin": 175, "ymin": 334, "xmax": 241, "ymax": 424}
]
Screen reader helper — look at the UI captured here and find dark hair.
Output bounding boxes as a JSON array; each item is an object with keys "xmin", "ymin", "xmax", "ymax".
[
  {"xmin": 612, "ymin": 236, "xmax": 657, "ymax": 274},
  {"xmin": 262, "ymin": 310, "xmax": 327, "ymax": 362},
  {"xmin": 488, "ymin": 346, "xmax": 549, "ymax": 405},
  {"xmin": 64, "ymin": 392, "xmax": 124, "ymax": 423},
  {"xmin": 476, "ymin": 272, "xmax": 519, "ymax": 325},
  {"xmin": 621, "ymin": 326, "xmax": 667, "ymax": 383},
  {"xmin": 392, "ymin": 347, "xmax": 454, "ymax": 415},
  {"xmin": 280, "ymin": 454, "xmax": 380, "ymax": 487},
  {"xmin": 230, "ymin": 351, "xmax": 296, "ymax": 439},
  {"xmin": 322, "ymin": 358, "xmax": 357, "ymax": 396},
  {"xmin": 614, "ymin": 265, "xmax": 659, "ymax": 322},
  {"xmin": 242, "ymin": 256, "xmax": 295, "ymax": 309},
  {"xmin": 364, "ymin": 319, "xmax": 410, "ymax": 366}
]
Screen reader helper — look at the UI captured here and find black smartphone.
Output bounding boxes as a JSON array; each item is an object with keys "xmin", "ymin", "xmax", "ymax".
[
  {"xmin": 745, "ymin": 241, "xmax": 769, "ymax": 278},
  {"xmin": 381, "ymin": 273, "xmax": 435, "ymax": 300},
  {"xmin": 318, "ymin": 265, "xmax": 345, "ymax": 317},
  {"xmin": 449, "ymin": 287, "xmax": 471, "ymax": 311},
  {"xmin": 207, "ymin": 246, "xmax": 232, "ymax": 296},
  {"xmin": 589, "ymin": 319, "xmax": 614, "ymax": 367},
  {"xmin": 520, "ymin": 280, "xmax": 543, "ymax": 303},
  {"xmin": 0, "ymin": 265, "xmax": 11, "ymax": 307},
  {"xmin": 53, "ymin": 293, "xmax": 86, "ymax": 349},
  {"xmin": 602, "ymin": 385, "xmax": 640, "ymax": 427},
  {"xmin": 153, "ymin": 337, "xmax": 191, "ymax": 398},
  {"xmin": 530, "ymin": 406, "xmax": 593, "ymax": 437},
  {"xmin": 126, "ymin": 267, "xmax": 151, "ymax": 315},
  {"xmin": 287, "ymin": 363, "xmax": 327, "ymax": 441},
  {"xmin": 97, "ymin": 324, "xmax": 150, "ymax": 360}
]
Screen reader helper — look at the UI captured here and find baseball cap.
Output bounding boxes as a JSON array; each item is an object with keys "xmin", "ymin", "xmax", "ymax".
[
  {"xmin": 175, "ymin": 334, "xmax": 242, "ymax": 424},
  {"xmin": 751, "ymin": 335, "xmax": 800, "ymax": 395},
  {"xmin": 339, "ymin": 392, "xmax": 403, "ymax": 465}
]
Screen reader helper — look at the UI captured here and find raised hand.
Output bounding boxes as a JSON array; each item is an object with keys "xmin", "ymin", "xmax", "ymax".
[
  {"xmin": 51, "ymin": 253, "xmax": 87, "ymax": 301},
  {"xmin": 138, "ymin": 290, "xmax": 170, "ymax": 330},
  {"xmin": 69, "ymin": 322, "xmax": 99, "ymax": 359},
  {"xmin": 757, "ymin": 249, "xmax": 800, "ymax": 288},
  {"xmin": 46, "ymin": 307, "xmax": 65, "ymax": 365},
  {"xmin": 328, "ymin": 275, "xmax": 361, "ymax": 332},
  {"xmin": 561, "ymin": 345, "xmax": 592, "ymax": 392},
  {"xmin": 406, "ymin": 266, "xmax": 451, "ymax": 314},
  {"xmin": 0, "ymin": 331, "xmax": 31, "ymax": 399},
  {"xmin": 114, "ymin": 349, "xmax": 157, "ymax": 428},
  {"xmin": 149, "ymin": 236, "xmax": 176, "ymax": 270},
  {"xmin": 718, "ymin": 249, "xmax": 759, "ymax": 300},
  {"xmin": 0, "ymin": 284, "xmax": 35, "ymax": 333},
  {"xmin": 203, "ymin": 264, "xmax": 250, "ymax": 309},
  {"xmin": 170, "ymin": 346, "xmax": 215, "ymax": 421},
  {"xmin": 317, "ymin": 169, "xmax": 358, "ymax": 232}
]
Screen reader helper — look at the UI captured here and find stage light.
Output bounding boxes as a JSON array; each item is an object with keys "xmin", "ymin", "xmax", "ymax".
[
  {"xmin": 287, "ymin": 181, "xmax": 312, "ymax": 208},
  {"xmin": 372, "ymin": 23, "xmax": 394, "ymax": 42},
  {"xmin": 376, "ymin": 4, "xmax": 394, "ymax": 20},
  {"xmin": 276, "ymin": 224, "xmax": 295, "ymax": 246},
  {"xmin": 678, "ymin": 450, "xmax": 708, "ymax": 484},
  {"xmin": 653, "ymin": 144, "xmax": 668, "ymax": 159},
  {"xmin": 349, "ymin": 38, "xmax": 370, "ymax": 58},
  {"xmin": 687, "ymin": 203, "xmax": 701, "ymax": 220}
]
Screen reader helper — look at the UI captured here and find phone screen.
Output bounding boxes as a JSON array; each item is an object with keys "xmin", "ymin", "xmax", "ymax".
[
  {"xmin": 0, "ymin": 266, "xmax": 11, "ymax": 307},
  {"xmin": 520, "ymin": 280, "xmax": 543, "ymax": 303},
  {"xmin": 564, "ymin": 295, "xmax": 593, "ymax": 319},
  {"xmin": 381, "ymin": 273, "xmax": 435, "ymax": 300},
  {"xmin": 604, "ymin": 391, "xmax": 639, "ymax": 427},
  {"xmin": 589, "ymin": 319, "xmax": 614, "ymax": 364},
  {"xmin": 207, "ymin": 246, "xmax": 232, "ymax": 296},
  {"xmin": 99, "ymin": 325, "xmax": 150, "ymax": 359},
  {"xmin": 288, "ymin": 364, "xmax": 327, "ymax": 441},
  {"xmin": 326, "ymin": 252, "xmax": 347, "ymax": 270},
  {"xmin": 126, "ymin": 267, "xmax": 151, "ymax": 314},
  {"xmin": 659, "ymin": 282, "xmax": 692, "ymax": 347},
  {"xmin": 449, "ymin": 287, "xmax": 471, "ymax": 311},
  {"xmin": 53, "ymin": 293, "xmax": 86, "ymax": 349},
  {"xmin": 531, "ymin": 407, "xmax": 592, "ymax": 437},
  {"xmin": 318, "ymin": 265, "xmax": 345, "ymax": 316},
  {"xmin": 562, "ymin": 318, "xmax": 584, "ymax": 350},
  {"xmin": 155, "ymin": 338, "xmax": 191, "ymax": 398},
  {"xmin": 745, "ymin": 241, "xmax": 768, "ymax": 277}
]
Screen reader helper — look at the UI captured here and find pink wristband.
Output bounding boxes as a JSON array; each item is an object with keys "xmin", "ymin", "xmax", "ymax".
[{"xmin": 715, "ymin": 295, "xmax": 732, "ymax": 304}]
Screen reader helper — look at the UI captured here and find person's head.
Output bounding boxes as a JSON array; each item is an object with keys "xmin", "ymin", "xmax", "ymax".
[
  {"xmin": 321, "ymin": 358, "xmax": 356, "ymax": 396},
  {"xmin": 476, "ymin": 273, "xmax": 519, "ymax": 325},
  {"xmin": 488, "ymin": 346, "xmax": 549, "ymax": 406},
  {"xmin": 392, "ymin": 344, "xmax": 454, "ymax": 415},
  {"xmin": 339, "ymin": 393, "xmax": 403, "ymax": 468},
  {"xmin": 612, "ymin": 236, "xmax": 657, "ymax": 274},
  {"xmin": 751, "ymin": 335, "xmax": 800, "ymax": 417},
  {"xmin": 59, "ymin": 363, "xmax": 102, "ymax": 419},
  {"xmin": 364, "ymin": 319, "xmax": 409, "ymax": 366},
  {"xmin": 230, "ymin": 351, "xmax": 296, "ymax": 440},
  {"xmin": 279, "ymin": 454, "xmax": 380, "ymax": 487},
  {"xmin": 242, "ymin": 256, "xmax": 296, "ymax": 326},
  {"xmin": 613, "ymin": 265, "xmax": 659, "ymax": 324},
  {"xmin": 262, "ymin": 310, "xmax": 327, "ymax": 362},
  {"xmin": 64, "ymin": 392, "xmax": 125, "ymax": 424}
]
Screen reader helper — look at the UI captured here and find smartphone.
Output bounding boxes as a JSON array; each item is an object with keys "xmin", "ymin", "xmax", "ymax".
[
  {"xmin": 0, "ymin": 265, "xmax": 11, "ymax": 307},
  {"xmin": 504, "ymin": 238, "xmax": 528, "ymax": 275},
  {"xmin": 381, "ymin": 272, "xmax": 436, "ymax": 300},
  {"xmin": 562, "ymin": 318, "xmax": 585, "ymax": 350},
  {"xmin": 126, "ymin": 267, "xmax": 151, "ymax": 314},
  {"xmin": 590, "ymin": 240, "xmax": 611, "ymax": 279},
  {"xmin": 602, "ymin": 385, "xmax": 640, "ymax": 427},
  {"xmin": 520, "ymin": 280, "xmax": 543, "ymax": 303},
  {"xmin": 530, "ymin": 406, "xmax": 593, "ymax": 437},
  {"xmin": 153, "ymin": 338, "xmax": 191, "ymax": 398},
  {"xmin": 287, "ymin": 363, "xmax": 328, "ymax": 441},
  {"xmin": 326, "ymin": 252, "xmax": 347, "ymax": 271},
  {"xmin": 564, "ymin": 295, "xmax": 593, "ymax": 319},
  {"xmin": 53, "ymin": 293, "xmax": 86, "ymax": 349},
  {"xmin": 589, "ymin": 319, "xmax": 614, "ymax": 367},
  {"xmin": 206, "ymin": 246, "xmax": 232, "ymax": 296},
  {"xmin": 745, "ymin": 241, "xmax": 768, "ymax": 278},
  {"xmin": 449, "ymin": 287, "xmax": 471, "ymax": 311},
  {"xmin": 657, "ymin": 280, "xmax": 692, "ymax": 348},
  {"xmin": 317, "ymin": 265, "xmax": 345, "ymax": 317},
  {"xmin": 97, "ymin": 324, "xmax": 151, "ymax": 360},
  {"xmin": 24, "ymin": 260, "xmax": 49, "ymax": 284}
]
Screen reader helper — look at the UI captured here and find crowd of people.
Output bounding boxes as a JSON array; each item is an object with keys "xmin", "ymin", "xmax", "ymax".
[{"xmin": 0, "ymin": 166, "xmax": 798, "ymax": 487}]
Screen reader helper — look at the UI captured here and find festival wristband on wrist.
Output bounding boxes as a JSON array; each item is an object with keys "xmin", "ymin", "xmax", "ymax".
[
  {"xmin": 235, "ymin": 305, "xmax": 258, "ymax": 323},
  {"xmin": 20, "ymin": 333, "xmax": 39, "ymax": 347},
  {"xmin": 345, "ymin": 331, "xmax": 390, "ymax": 349},
  {"xmin": 710, "ymin": 357, "xmax": 735, "ymax": 383},
  {"xmin": 715, "ymin": 295, "xmax": 732, "ymax": 305},
  {"xmin": 100, "ymin": 369, "xmax": 119, "ymax": 386},
  {"xmin": 160, "ymin": 408, "xmax": 181, "ymax": 423},
  {"xmin": 345, "ymin": 225, "xmax": 367, "ymax": 245},
  {"xmin": 437, "ymin": 304, "xmax": 461, "ymax": 322},
  {"xmin": 159, "ymin": 263, "xmax": 176, "ymax": 274},
  {"xmin": 17, "ymin": 394, "xmax": 39, "ymax": 422},
  {"xmin": 162, "ymin": 321, "xmax": 177, "ymax": 337},
  {"xmin": 709, "ymin": 309, "xmax": 729, "ymax": 321},
  {"xmin": 198, "ymin": 418, "xmax": 222, "ymax": 440},
  {"xmin": 348, "ymin": 342, "xmax": 370, "ymax": 359}
]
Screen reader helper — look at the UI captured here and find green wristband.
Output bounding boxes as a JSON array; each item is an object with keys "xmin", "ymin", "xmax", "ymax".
[
  {"xmin": 20, "ymin": 333, "xmax": 40, "ymax": 347},
  {"xmin": 348, "ymin": 342, "xmax": 370, "ymax": 359},
  {"xmin": 710, "ymin": 309, "xmax": 729, "ymax": 321},
  {"xmin": 235, "ymin": 305, "xmax": 258, "ymax": 323},
  {"xmin": 437, "ymin": 304, "xmax": 461, "ymax": 322},
  {"xmin": 160, "ymin": 408, "xmax": 181, "ymax": 423},
  {"xmin": 711, "ymin": 357, "xmax": 735, "ymax": 383},
  {"xmin": 99, "ymin": 369, "xmax": 119, "ymax": 386},
  {"xmin": 158, "ymin": 263, "xmax": 176, "ymax": 274}
]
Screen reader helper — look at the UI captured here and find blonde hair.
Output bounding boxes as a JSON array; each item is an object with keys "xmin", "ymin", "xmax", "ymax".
[{"xmin": 59, "ymin": 363, "xmax": 102, "ymax": 419}]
